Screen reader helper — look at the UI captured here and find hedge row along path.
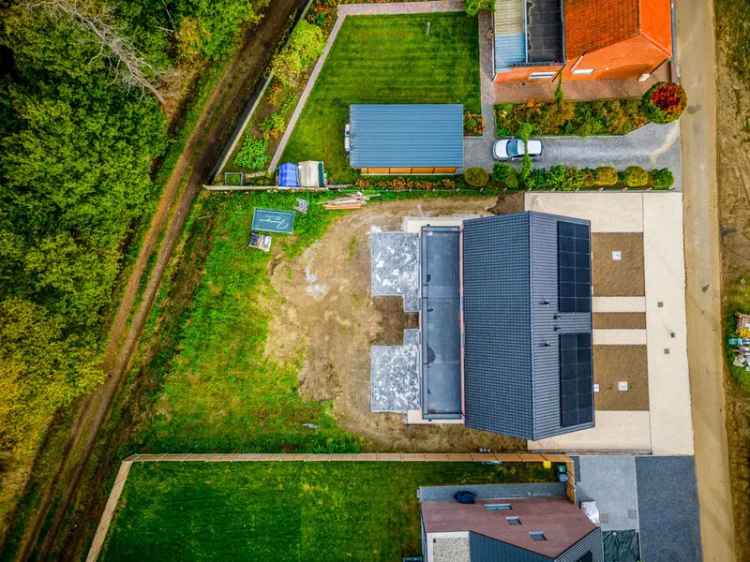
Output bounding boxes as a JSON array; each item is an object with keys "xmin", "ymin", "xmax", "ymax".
[
  {"xmin": 85, "ymin": 453, "xmax": 575, "ymax": 562},
  {"xmin": 10, "ymin": 2, "xmax": 309, "ymax": 561}
]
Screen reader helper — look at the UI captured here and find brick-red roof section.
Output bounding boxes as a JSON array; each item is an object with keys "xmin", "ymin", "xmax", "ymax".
[
  {"xmin": 564, "ymin": 0, "xmax": 640, "ymax": 58},
  {"xmin": 422, "ymin": 496, "xmax": 597, "ymax": 558}
]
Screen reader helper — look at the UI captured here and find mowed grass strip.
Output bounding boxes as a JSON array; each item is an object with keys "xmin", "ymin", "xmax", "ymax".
[
  {"xmin": 101, "ymin": 461, "xmax": 556, "ymax": 562},
  {"xmin": 283, "ymin": 13, "xmax": 481, "ymax": 182},
  {"xmin": 137, "ymin": 193, "xmax": 360, "ymax": 454}
]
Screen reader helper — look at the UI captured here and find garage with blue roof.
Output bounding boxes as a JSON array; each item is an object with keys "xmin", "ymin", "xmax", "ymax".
[{"xmin": 348, "ymin": 104, "xmax": 464, "ymax": 175}]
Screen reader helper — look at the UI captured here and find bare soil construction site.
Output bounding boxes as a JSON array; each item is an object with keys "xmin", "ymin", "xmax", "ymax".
[{"xmin": 265, "ymin": 197, "xmax": 525, "ymax": 452}]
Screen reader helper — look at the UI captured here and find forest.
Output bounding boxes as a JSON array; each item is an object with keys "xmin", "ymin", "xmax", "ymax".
[{"xmin": 0, "ymin": 0, "xmax": 267, "ymax": 540}]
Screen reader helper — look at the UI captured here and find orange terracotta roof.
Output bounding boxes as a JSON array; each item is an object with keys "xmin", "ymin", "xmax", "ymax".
[{"xmin": 564, "ymin": 0, "xmax": 672, "ymax": 59}]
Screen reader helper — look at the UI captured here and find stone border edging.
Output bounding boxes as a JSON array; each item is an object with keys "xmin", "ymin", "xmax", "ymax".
[
  {"xmin": 85, "ymin": 451, "xmax": 572, "ymax": 562},
  {"xmin": 85, "ymin": 461, "xmax": 133, "ymax": 562},
  {"xmin": 125, "ymin": 452, "xmax": 568, "ymax": 462}
]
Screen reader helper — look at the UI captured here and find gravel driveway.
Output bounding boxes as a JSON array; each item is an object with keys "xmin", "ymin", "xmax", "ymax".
[{"xmin": 464, "ymin": 121, "xmax": 683, "ymax": 189}]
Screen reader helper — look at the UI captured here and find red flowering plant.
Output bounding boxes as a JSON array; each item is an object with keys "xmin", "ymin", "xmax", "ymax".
[{"xmin": 642, "ymin": 82, "xmax": 688, "ymax": 123}]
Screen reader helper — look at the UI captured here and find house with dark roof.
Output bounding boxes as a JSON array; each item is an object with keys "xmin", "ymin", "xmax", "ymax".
[
  {"xmin": 419, "ymin": 483, "xmax": 603, "ymax": 562},
  {"xmin": 493, "ymin": 0, "xmax": 672, "ymax": 82},
  {"xmin": 369, "ymin": 211, "xmax": 594, "ymax": 440},
  {"xmin": 347, "ymin": 104, "xmax": 464, "ymax": 175}
]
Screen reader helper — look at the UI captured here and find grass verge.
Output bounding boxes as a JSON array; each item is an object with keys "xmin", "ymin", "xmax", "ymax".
[
  {"xmin": 283, "ymin": 13, "xmax": 481, "ymax": 182},
  {"xmin": 133, "ymin": 192, "xmax": 361, "ymax": 453},
  {"xmin": 100, "ymin": 461, "xmax": 555, "ymax": 561}
]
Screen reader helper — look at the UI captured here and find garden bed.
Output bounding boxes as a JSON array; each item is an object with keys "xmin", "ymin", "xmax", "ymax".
[
  {"xmin": 495, "ymin": 82, "xmax": 687, "ymax": 137},
  {"xmin": 100, "ymin": 461, "xmax": 556, "ymax": 561},
  {"xmin": 495, "ymin": 98, "xmax": 649, "ymax": 137}
]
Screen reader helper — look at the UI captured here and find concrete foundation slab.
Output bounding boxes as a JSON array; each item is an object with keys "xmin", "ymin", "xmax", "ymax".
[{"xmin": 370, "ymin": 232, "xmax": 419, "ymax": 312}]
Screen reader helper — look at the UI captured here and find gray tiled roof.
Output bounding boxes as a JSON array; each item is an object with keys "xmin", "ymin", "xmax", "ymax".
[
  {"xmin": 349, "ymin": 104, "xmax": 464, "ymax": 169},
  {"xmin": 462, "ymin": 212, "xmax": 593, "ymax": 440}
]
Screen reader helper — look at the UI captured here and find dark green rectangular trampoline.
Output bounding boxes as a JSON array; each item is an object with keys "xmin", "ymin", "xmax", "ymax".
[{"xmin": 251, "ymin": 208, "xmax": 295, "ymax": 234}]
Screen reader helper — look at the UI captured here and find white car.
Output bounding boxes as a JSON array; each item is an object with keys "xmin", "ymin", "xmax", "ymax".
[{"xmin": 493, "ymin": 137, "xmax": 543, "ymax": 160}]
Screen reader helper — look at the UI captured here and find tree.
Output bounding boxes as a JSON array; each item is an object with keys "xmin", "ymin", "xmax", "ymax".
[
  {"xmin": 271, "ymin": 20, "xmax": 324, "ymax": 87},
  {"xmin": 465, "ymin": 0, "xmax": 495, "ymax": 17},
  {"xmin": 21, "ymin": 0, "xmax": 166, "ymax": 104}
]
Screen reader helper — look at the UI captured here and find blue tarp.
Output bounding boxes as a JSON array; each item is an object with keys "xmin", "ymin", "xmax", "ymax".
[
  {"xmin": 251, "ymin": 208, "xmax": 295, "ymax": 234},
  {"xmin": 278, "ymin": 163, "xmax": 299, "ymax": 188}
]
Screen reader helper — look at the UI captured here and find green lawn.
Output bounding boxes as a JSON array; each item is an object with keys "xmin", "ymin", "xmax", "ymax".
[
  {"xmin": 135, "ymin": 192, "xmax": 360, "ymax": 454},
  {"xmin": 282, "ymin": 13, "xmax": 481, "ymax": 182},
  {"xmin": 101, "ymin": 461, "xmax": 556, "ymax": 562}
]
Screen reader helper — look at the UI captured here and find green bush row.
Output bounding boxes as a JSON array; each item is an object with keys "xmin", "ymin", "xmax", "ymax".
[{"xmin": 486, "ymin": 164, "xmax": 675, "ymax": 191}]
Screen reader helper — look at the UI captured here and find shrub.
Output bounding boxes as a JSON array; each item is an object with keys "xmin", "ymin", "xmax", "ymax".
[
  {"xmin": 642, "ymin": 82, "xmax": 688, "ymax": 123},
  {"xmin": 463, "ymin": 112, "xmax": 484, "ymax": 136},
  {"xmin": 622, "ymin": 166, "xmax": 649, "ymax": 188},
  {"xmin": 465, "ymin": 0, "xmax": 495, "ymax": 16},
  {"xmin": 580, "ymin": 168, "xmax": 595, "ymax": 188},
  {"xmin": 261, "ymin": 112, "xmax": 286, "ymax": 139},
  {"xmin": 464, "ymin": 167, "xmax": 490, "ymax": 187},
  {"xmin": 593, "ymin": 166, "xmax": 618, "ymax": 187},
  {"xmin": 524, "ymin": 168, "xmax": 548, "ymax": 190},
  {"xmin": 234, "ymin": 136, "xmax": 269, "ymax": 171},
  {"xmin": 650, "ymin": 168, "xmax": 674, "ymax": 189},
  {"xmin": 272, "ymin": 20, "xmax": 325, "ymax": 87},
  {"xmin": 493, "ymin": 164, "xmax": 519, "ymax": 189}
]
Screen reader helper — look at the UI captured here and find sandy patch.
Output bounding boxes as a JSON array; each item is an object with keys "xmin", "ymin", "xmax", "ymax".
[{"xmin": 266, "ymin": 197, "xmax": 524, "ymax": 451}]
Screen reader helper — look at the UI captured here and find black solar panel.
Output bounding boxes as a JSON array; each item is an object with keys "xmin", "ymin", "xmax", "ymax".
[
  {"xmin": 559, "ymin": 333, "xmax": 593, "ymax": 427},
  {"xmin": 557, "ymin": 221, "xmax": 591, "ymax": 313}
]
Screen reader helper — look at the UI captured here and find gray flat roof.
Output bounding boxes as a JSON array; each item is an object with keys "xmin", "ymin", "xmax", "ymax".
[
  {"xmin": 349, "ymin": 104, "xmax": 464, "ymax": 169},
  {"xmin": 420, "ymin": 226, "xmax": 462, "ymax": 419},
  {"xmin": 418, "ymin": 482, "xmax": 566, "ymax": 502}
]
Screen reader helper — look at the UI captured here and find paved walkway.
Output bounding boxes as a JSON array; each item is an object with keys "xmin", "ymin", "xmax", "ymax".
[
  {"xmin": 269, "ymin": 0, "xmax": 464, "ymax": 171},
  {"xmin": 464, "ymin": 10, "xmax": 497, "ymax": 169},
  {"xmin": 677, "ymin": 0, "xmax": 737, "ymax": 559},
  {"xmin": 465, "ymin": 121, "xmax": 683, "ymax": 189}
]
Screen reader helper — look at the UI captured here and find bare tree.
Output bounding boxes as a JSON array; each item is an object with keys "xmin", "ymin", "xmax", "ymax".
[{"xmin": 25, "ymin": 0, "xmax": 166, "ymax": 105}]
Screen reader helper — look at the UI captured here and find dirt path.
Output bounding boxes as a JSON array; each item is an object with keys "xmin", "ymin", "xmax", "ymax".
[
  {"xmin": 12, "ymin": 2, "xmax": 307, "ymax": 560},
  {"xmin": 266, "ymin": 197, "xmax": 524, "ymax": 452},
  {"xmin": 677, "ymin": 0, "xmax": 737, "ymax": 560},
  {"xmin": 715, "ymin": 5, "xmax": 750, "ymax": 562}
]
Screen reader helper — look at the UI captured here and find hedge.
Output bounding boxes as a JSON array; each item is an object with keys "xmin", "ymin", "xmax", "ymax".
[{"xmin": 493, "ymin": 164, "xmax": 674, "ymax": 191}]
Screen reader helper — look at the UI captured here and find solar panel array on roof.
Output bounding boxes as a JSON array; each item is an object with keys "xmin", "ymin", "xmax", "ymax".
[
  {"xmin": 559, "ymin": 333, "xmax": 593, "ymax": 427},
  {"xmin": 557, "ymin": 221, "xmax": 592, "ymax": 313}
]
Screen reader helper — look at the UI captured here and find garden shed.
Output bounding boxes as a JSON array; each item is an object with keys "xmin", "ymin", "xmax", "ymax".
[{"xmin": 348, "ymin": 104, "xmax": 464, "ymax": 175}]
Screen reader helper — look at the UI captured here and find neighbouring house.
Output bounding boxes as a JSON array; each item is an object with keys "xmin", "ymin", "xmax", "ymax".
[
  {"xmin": 493, "ymin": 0, "xmax": 672, "ymax": 83},
  {"xmin": 347, "ymin": 104, "xmax": 464, "ymax": 175},
  {"xmin": 419, "ymin": 483, "xmax": 603, "ymax": 562},
  {"xmin": 369, "ymin": 211, "xmax": 594, "ymax": 440}
]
